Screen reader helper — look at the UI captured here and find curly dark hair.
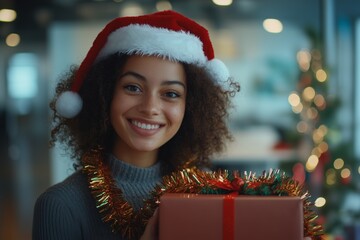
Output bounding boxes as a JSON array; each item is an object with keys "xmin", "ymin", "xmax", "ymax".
[{"xmin": 50, "ymin": 53, "xmax": 239, "ymax": 173}]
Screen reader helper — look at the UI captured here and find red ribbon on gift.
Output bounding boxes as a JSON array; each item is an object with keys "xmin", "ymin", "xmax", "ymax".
[
  {"xmin": 223, "ymin": 193, "xmax": 236, "ymax": 240},
  {"xmin": 208, "ymin": 177, "xmax": 244, "ymax": 240}
]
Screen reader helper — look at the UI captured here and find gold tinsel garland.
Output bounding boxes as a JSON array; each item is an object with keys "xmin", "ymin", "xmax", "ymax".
[{"xmin": 82, "ymin": 149, "xmax": 324, "ymax": 240}]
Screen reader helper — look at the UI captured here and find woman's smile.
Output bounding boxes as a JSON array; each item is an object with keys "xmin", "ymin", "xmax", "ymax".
[
  {"xmin": 128, "ymin": 119, "xmax": 164, "ymax": 137},
  {"xmin": 130, "ymin": 119, "xmax": 162, "ymax": 130}
]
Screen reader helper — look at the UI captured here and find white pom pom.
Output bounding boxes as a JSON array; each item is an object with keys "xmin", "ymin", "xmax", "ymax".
[
  {"xmin": 55, "ymin": 91, "xmax": 83, "ymax": 118},
  {"xmin": 205, "ymin": 58, "xmax": 230, "ymax": 83}
]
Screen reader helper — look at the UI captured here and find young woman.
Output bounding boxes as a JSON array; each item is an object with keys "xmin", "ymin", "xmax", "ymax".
[{"xmin": 32, "ymin": 10, "xmax": 239, "ymax": 240}]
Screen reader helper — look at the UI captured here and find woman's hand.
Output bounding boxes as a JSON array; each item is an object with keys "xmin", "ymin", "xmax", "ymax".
[{"xmin": 140, "ymin": 208, "xmax": 159, "ymax": 240}]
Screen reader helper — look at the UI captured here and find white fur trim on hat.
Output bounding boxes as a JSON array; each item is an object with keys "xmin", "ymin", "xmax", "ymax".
[
  {"xmin": 55, "ymin": 91, "xmax": 83, "ymax": 118},
  {"xmin": 97, "ymin": 24, "xmax": 208, "ymax": 65},
  {"xmin": 206, "ymin": 58, "xmax": 230, "ymax": 83}
]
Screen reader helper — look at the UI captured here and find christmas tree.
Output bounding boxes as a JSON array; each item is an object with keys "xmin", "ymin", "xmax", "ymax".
[{"xmin": 283, "ymin": 30, "xmax": 360, "ymax": 239}]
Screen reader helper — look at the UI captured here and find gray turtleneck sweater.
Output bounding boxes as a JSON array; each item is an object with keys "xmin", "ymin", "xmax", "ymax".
[{"xmin": 32, "ymin": 155, "xmax": 163, "ymax": 240}]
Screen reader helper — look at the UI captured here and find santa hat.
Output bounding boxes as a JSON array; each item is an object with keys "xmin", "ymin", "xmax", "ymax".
[{"xmin": 56, "ymin": 10, "xmax": 230, "ymax": 118}]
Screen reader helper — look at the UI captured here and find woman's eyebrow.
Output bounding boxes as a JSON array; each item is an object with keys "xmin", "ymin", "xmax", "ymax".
[
  {"xmin": 161, "ymin": 80, "xmax": 186, "ymax": 90},
  {"xmin": 119, "ymin": 71, "xmax": 146, "ymax": 81}
]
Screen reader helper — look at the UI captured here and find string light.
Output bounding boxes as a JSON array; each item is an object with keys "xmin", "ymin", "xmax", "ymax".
[
  {"xmin": 326, "ymin": 169, "xmax": 336, "ymax": 185},
  {"xmin": 318, "ymin": 125, "xmax": 328, "ymax": 135},
  {"xmin": 263, "ymin": 18, "xmax": 283, "ymax": 33},
  {"xmin": 296, "ymin": 50, "xmax": 311, "ymax": 71},
  {"xmin": 333, "ymin": 158, "xmax": 344, "ymax": 170},
  {"xmin": 314, "ymin": 197, "xmax": 326, "ymax": 207},
  {"xmin": 296, "ymin": 121, "xmax": 308, "ymax": 133},
  {"xmin": 340, "ymin": 168, "xmax": 351, "ymax": 179},
  {"xmin": 316, "ymin": 69, "xmax": 327, "ymax": 82},
  {"xmin": 306, "ymin": 107, "xmax": 318, "ymax": 119},
  {"xmin": 311, "ymin": 147, "xmax": 322, "ymax": 157},
  {"xmin": 292, "ymin": 103, "xmax": 303, "ymax": 114},
  {"xmin": 318, "ymin": 142, "xmax": 328, "ymax": 152},
  {"xmin": 313, "ymin": 130, "xmax": 324, "ymax": 144},
  {"xmin": 290, "ymin": 48, "xmax": 349, "ymax": 195},
  {"xmin": 288, "ymin": 92, "xmax": 301, "ymax": 106},
  {"xmin": 306, "ymin": 155, "xmax": 319, "ymax": 172},
  {"xmin": 302, "ymin": 87, "xmax": 316, "ymax": 101},
  {"xmin": 212, "ymin": 0, "xmax": 233, "ymax": 6},
  {"xmin": 314, "ymin": 94, "xmax": 326, "ymax": 109},
  {"xmin": 120, "ymin": 3, "xmax": 144, "ymax": 16},
  {"xmin": 288, "ymin": 91, "xmax": 303, "ymax": 114},
  {"xmin": 6, "ymin": 33, "xmax": 20, "ymax": 47},
  {"xmin": 156, "ymin": 1, "xmax": 172, "ymax": 11},
  {"xmin": 0, "ymin": 9, "xmax": 17, "ymax": 22}
]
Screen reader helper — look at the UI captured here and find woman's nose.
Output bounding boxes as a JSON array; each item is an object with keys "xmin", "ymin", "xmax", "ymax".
[{"xmin": 138, "ymin": 93, "xmax": 161, "ymax": 116}]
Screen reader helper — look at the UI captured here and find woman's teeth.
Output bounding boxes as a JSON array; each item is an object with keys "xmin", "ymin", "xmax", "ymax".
[{"xmin": 132, "ymin": 120, "xmax": 160, "ymax": 130}]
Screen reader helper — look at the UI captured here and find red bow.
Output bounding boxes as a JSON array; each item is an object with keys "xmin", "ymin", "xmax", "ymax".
[{"xmin": 209, "ymin": 177, "xmax": 245, "ymax": 193}]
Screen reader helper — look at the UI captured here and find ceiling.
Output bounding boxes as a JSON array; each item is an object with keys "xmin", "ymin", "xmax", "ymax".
[{"xmin": 1, "ymin": 0, "xmax": 360, "ymax": 44}]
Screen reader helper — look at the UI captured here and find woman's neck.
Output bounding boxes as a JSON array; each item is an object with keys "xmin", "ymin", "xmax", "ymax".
[{"xmin": 112, "ymin": 143, "xmax": 158, "ymax": 168}]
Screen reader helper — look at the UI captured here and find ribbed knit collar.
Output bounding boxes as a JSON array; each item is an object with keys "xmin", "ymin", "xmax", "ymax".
[{"xmin": 108, "ymin": 154, "xmax": 162, "ymax": 183}]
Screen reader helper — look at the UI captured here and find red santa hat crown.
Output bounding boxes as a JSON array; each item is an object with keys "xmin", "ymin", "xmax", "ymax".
[{"xmin": 56, "ymin": 10, "xmax": 230, "ymax": 118}]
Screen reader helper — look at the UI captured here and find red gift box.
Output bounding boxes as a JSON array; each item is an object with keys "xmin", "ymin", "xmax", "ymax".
[{"xmin": 159, "ymin": 193, "xmax": 303, "ymax": 240}]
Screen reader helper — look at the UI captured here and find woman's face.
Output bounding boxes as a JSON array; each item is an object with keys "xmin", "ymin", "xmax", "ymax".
[{"xmin": 110, "ymin": 55, "xmax": 186, "ymax": 161}]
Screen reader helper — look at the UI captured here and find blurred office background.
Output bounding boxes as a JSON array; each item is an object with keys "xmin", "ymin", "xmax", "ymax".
[{"xmin": 0, "ymin": 0, "xmax": 360, "ymax": 239}]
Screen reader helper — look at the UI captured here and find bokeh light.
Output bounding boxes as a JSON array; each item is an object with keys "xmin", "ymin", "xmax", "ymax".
[
  {"xmin": 333, "ymin": 158, "xmax": 344, "ymax": 170},
  {"xmin": 6, "ymin": 33, "xmax": 20, "ymax": 47},
  {"xmin": 340, "ymin": 168, "xmax": 351, "ymax": 178},
  {"xmin": 314, "ymin": 94, "xmax": 326, "ymax": 109},
  {"xmin": 306, "ymin": 107, "xmax": 318, "ymax": 119},
  {"xmin": 0, "ymin": 9, "xmax": 17, "ymax": 22},
  {"xmin": 292, "ymin": 103, "xmax": 303, "ymax": 114},
  {"xmin": 316, "ymin": 69, "xmax": 327, "ymax": 82},
  {"xmin": 156, "ymin": 1, "xmax": 172, "ymax": 11},
  {"xmin": 212, "ymin": 0, "xmax": 233, "ymax": 6},
  {"xmin": 120, "ymin": 3, "xmax": 144, "ymax": 16},
  {"xmin": 302, "ymin": 87, "xmax": 316, "ymax": 101},
  {"xmin": 296, "ymin": 50, "xmax": 311, "ymax": 71},
  {"xmin": 296, "ymin": 121, "xmax": 308, "ymax": 133},
  {"xmin": 314, "ymin": 197, "xmax": 326, "ymax": 207},
  {"xmin": 288, "ymin": 92, "xmax": 301, "ymax": 106},
  {"xmin": 306, "ymin": 155, "xmax": 319, "ymax": 172},
  {"xmin": 263, "ymin": 18, "xmax": 283, "ymax": 33},
  {"xmin": 318, "ymin": 142, "xmax": 328, "ymax": 152},
  {"xmin": 326, "ymin": 169, "xmax": 336, "ymax": 185}
]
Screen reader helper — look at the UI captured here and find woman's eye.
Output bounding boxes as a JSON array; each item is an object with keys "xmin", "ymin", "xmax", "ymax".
[
  {"xmin": 164, "ymin": 91, "xmax": 180, "ymax": 98},
  {"xmin": 124, "ymin": 85, "xmax": 141, "ymax": 93}
]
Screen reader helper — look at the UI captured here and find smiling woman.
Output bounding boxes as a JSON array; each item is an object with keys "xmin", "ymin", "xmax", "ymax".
[{"xmin": 32, "ymin": 10, "xmax": 239, "ymax": 240}]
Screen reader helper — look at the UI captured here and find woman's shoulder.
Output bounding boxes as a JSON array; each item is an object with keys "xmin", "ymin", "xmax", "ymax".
[
  {"xmin": 36, "ymin": 171, "xmax": 90, "ymax": 204},
  {"xmin": 33, "ymin": 171, "xmax": 95, "ymax": 230},
  {"xmin": 33, "ymin": 171, "xmax": 113, "ymax": 239}
]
